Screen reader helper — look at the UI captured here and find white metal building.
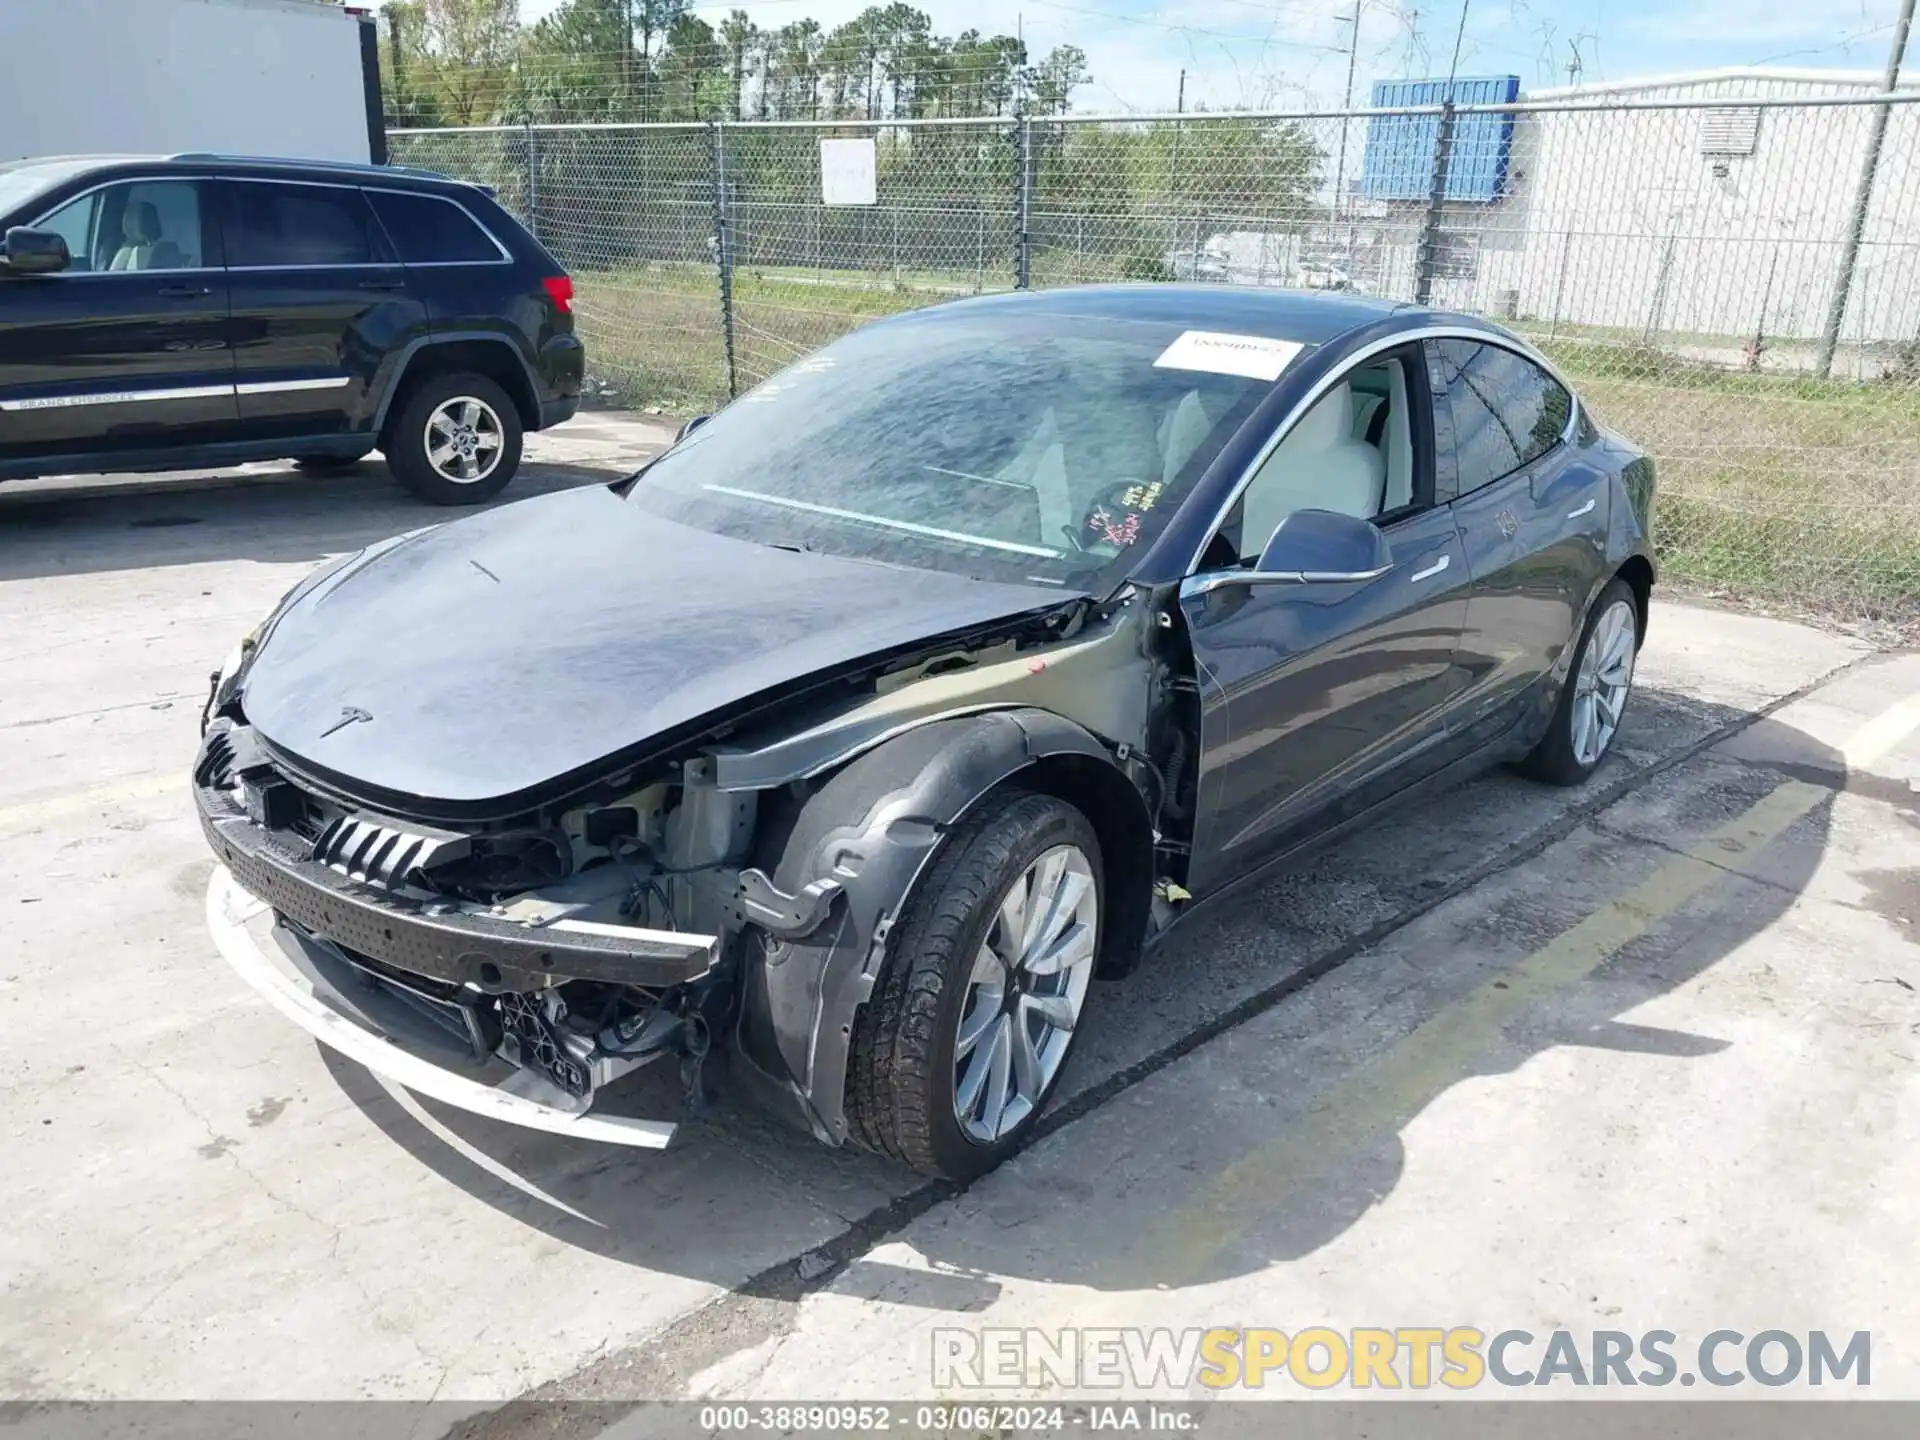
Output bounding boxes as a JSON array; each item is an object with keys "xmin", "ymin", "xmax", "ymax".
[{"xmin": 1338, "ymin": 68, "xmax": 1920, "ymax": 364}]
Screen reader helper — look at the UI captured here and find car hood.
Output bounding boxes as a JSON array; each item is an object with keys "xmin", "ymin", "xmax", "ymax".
[{"xmin": 240, "ymin": 485, "xmax": 1077, "ymax": 810}]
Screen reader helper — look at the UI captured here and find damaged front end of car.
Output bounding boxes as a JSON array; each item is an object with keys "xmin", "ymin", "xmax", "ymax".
[
  {"xmin": 194, "ymin": 565, "xmax": 1173, "ymax": 1152},
  {"xmin": 194, "ymin": 719, "xmax": 767, "ymax": 1145}
]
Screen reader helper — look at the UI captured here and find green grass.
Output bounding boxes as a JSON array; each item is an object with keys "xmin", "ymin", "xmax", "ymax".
[
  {"xmin": 569, "ymin": 262, "xmax": 1920, "ymax": 622},
  {"xmin": 1545, "ymin": 350, "xmax": 1920, "ymax": 617}
]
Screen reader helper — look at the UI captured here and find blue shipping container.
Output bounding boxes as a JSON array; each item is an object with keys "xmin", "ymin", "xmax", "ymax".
[{"xmin": 1358, "ymin": 75, "xmax": 1520, "ymax": 203}]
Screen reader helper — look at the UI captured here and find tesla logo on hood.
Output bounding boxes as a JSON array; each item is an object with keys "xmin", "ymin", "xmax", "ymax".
[{"xmin": 319, "ymin": 705, "xmax": 374, "ymax": 738}]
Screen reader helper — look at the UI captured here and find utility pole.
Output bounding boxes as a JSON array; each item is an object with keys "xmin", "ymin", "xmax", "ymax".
[
  {"xmin": 1331, "ymin": 0, "xmax": 1361, "ymax": 237},
  {"xmin": 1817, "ymin": 0, "xmax": 1914, "ymax": 379}
]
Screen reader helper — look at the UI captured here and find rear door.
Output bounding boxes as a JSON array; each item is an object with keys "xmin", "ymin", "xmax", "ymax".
[
  {"xmin": 218, "ymin": 178, "xmax": 427, "ymax": 440},
  {"xmin": 0, "ymin": 177, "xmax": 234, "ymax": 467},
  {"xmin": 363, "ymin": 186, "xmax": 519, "ymax": 330},
  {"xmin": 1179, "ymin": 344, "xmax": 1473, "ymax": 895},
  {"xmin": 1426, "ymin": 338, "xmax": 1606, "ymax": 733}
]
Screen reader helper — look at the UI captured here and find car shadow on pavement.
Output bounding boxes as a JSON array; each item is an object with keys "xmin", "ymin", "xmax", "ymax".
[
  {"xmin": 0, "ymin": 458, "xmax": 640, "ymax": 581},
  {"xmin": 311, "ymin": 689, "xmax": 1862, "ymax": 1306}
]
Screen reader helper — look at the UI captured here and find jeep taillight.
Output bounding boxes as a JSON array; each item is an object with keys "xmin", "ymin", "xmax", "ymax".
[{"xmin": 542, "ymin": 275, "xmax": 574, "ymax": 314}]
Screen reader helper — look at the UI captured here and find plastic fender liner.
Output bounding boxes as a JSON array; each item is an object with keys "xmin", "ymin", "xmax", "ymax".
[{"xmin": 733, "ymin": 707, "xmax": 1141, "ymax": 1146}]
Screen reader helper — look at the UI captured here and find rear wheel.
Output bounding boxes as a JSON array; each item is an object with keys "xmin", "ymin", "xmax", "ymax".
[
  {"xmin": 1521, "ymin": 577, "xmax": 1639, "ymax": 786},
  {"xmin": 386, "ymin": 373, "xmax": 523, "ymax": 505},
  {"xmin": 847, "ymin": 791, "xmax": 1102, "ymax": 1180}
]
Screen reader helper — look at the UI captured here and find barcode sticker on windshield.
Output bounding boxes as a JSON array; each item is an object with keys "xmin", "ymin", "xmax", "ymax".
[{"xmin": 1154, "ymin": 330, "xmax": 1304, "ymax": 381}]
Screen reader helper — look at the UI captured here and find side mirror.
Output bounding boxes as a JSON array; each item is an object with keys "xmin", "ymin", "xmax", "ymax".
[
  {"xmin": 0, "ymin": 227, "xmax": 71, "ymax": 275},
  {"xmin": 675, "ymin": 414, "xmax": 710, "ymax": 444},
  {"xmin": 1185, "ymin": 509, "xmax": 1393, "ymax": 599},
  {"xmin": 1255, "ymin": 508, "xmax": 1393, "ymax": 581}
]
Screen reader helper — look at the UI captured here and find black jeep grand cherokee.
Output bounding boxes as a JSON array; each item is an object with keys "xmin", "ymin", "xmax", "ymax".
[{"xmin": 0, "ymin": 153, "xmax": 582, "ymax": 504}]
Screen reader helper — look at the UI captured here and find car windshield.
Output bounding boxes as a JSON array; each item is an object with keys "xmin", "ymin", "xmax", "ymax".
[{"xmin": 624, "ymin": 307, "xmax": 1285, "ymax": 590}]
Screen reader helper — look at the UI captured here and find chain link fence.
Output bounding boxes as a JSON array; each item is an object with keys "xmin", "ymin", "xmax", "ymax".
[{"xmin": 393, "ymin": 89, "xmax": 1920, "ymax": 621}]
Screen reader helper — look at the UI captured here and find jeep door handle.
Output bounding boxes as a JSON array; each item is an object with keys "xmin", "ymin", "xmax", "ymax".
[
  {"xmin": 158, "ymin": 284, "xmax": 212, "ymax": 298},
  {"xmin": 1409, "ymin": 554, "xmax": 1451, "ymax": 583},
  {"xmin": 1567, "ymin": 498, "xmax": 1596, "ymax": 519}
]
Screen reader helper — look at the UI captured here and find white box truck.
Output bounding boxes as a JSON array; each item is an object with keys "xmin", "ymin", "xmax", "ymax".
[{"xmin": 0, "ymin": 0, "xmax": 385, "ymax": 166}]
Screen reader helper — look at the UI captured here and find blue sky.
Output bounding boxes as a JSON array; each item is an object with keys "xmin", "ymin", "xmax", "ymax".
[{"xmin": 501, "ymin": 0, "xmax": 1908, "ymax": 113}]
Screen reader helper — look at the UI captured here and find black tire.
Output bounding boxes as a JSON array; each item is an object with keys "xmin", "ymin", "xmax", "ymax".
[
  {"xmin": 846, "ymin": 790, "xmax": 1102, "ymax": 1181},
  {"xmin": 1520, "ymin": 576, "xmax": 1640, "ymax": 787},
  {"xmin": 291, "ymin": 455, "xmax": 364, "ymax": 475},
  {"xmin": 385, "ymin": 373, "xmax": 523, "ymax": 505}
]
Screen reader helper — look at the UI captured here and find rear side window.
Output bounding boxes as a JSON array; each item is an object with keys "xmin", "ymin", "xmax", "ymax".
[
  {"xmin": 225, "ymin": 182, "xmax": 387, "ymax": 267},
  {"xmin": 1425, "ymin": 339, "xmax": 1572, "ymax": 498},
  {"xmin": 366, "ymin": 190, "xmax": 503, "ymax": 263}
]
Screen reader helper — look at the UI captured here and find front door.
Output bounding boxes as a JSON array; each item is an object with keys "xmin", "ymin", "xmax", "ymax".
[
  {"xmin": 1180, "ymin": 346, "xmax": 1473, "ymax": 895},
  {"xmin": 0, "ymin": 178, "xmax": 234, "ymax": 467},
  {"xmin": 217, "ymin": 179, "xmax": 425, "ymax": 440},
  {"xmin": 1425, "ymin": 338, "xmax": 1609, "ymax": 731}
]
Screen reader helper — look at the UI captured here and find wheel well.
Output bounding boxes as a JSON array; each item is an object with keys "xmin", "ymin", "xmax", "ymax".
[
  {"xmin": 382, "ymin": 341, "xmax": 539, "ymax": 445},
  {"xmin": 1616, "ymin": 555, "xmax": 1654, "ymax": 645},
  {"xmin": 1013, "ymin": 753, "xmax": 1155, "ymax": 980}
]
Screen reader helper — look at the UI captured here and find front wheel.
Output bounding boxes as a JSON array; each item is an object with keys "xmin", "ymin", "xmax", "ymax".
[
  {"xmin": 847, "ymin": 791, "xmax": 1102, "ymax": 1180},
  {"xmin": 386, "ymin": 373, "xmax": 523, "ymax": 505},
  {"xmin": 1521, "ymin": 577, "xmax": 1640, "ymax": 786}
]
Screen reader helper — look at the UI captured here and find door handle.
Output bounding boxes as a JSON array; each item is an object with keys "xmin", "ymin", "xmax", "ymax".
[
  {"xmin": 1409, "ymin": 554, "xmax": 1451, "ymax": 583},
  {"xmin": 158, "ymin": 284, "xmax": 212, "ymax": 298},
  {"xmin": 357, "ymin": 278, "xmax": 407, "ymax": 291},
  {"xmin": 1567, "ymin": 498, "xmax": 1596, "ymax": 519}
]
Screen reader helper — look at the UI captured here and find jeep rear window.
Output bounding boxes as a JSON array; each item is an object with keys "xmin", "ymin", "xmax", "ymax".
[{"xmin": 367, "ymin": 191, "xmax": 502, "ymax": 263}]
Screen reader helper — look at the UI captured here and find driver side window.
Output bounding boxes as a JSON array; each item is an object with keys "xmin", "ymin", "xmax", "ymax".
[
  {"xmin": 35, "ymin": 181, "xmax": 210, "ymax": 274},
  {"xmin": 1206, "ymin": 351, "xmax": 1418, "ymax": 568}
]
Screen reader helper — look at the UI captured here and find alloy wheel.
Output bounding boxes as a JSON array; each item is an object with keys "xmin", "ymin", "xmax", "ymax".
[
  {"xmin": 424, "ymin": 397, "xmax": 505, "ymax": 484},
  {"xmin": 952, "ymin": 843, "xmax": 1098, "ymax": 1143},
  {"xmin": 1572, "ymin": 598, "xmax": 1636, "ymax": 767}
]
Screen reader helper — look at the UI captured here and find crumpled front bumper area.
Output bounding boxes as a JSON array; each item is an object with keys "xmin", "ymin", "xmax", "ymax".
[
  {"xmin": 197, "ymin": 763, "xmax": 721, "ymax": 1147},
  {"xmin": 206, "ymin": 867, "xmax": 682, "ymax": 1146}
]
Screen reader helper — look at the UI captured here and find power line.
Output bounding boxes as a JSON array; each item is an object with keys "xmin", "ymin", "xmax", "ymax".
[{"xmin": 1747, "ymin": 18, "xmax": 1898, "ymax": 68}]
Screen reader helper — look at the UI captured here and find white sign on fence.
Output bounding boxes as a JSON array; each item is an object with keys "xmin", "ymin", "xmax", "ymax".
[{"xmin": 820, "ymin": 137, "xmax": 877, "ymax": 206}]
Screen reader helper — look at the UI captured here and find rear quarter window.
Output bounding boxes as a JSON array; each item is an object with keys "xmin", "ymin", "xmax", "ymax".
[
  {"xmin": 367, "ymin": 191, "xmax": 504, "ymax": 263},
  {"xmin": 1426, "ymin": 338, "xmax": 1572, "ymax": 497}
]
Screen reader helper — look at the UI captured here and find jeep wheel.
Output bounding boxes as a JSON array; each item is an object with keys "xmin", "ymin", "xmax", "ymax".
[
  {"xmin": 847, "ymin": 790, "xmax": 1101, "ymax": 1180},
  {"xmin": 387, "ymin": 373, "xmax": 523, "ymax": 505}
]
